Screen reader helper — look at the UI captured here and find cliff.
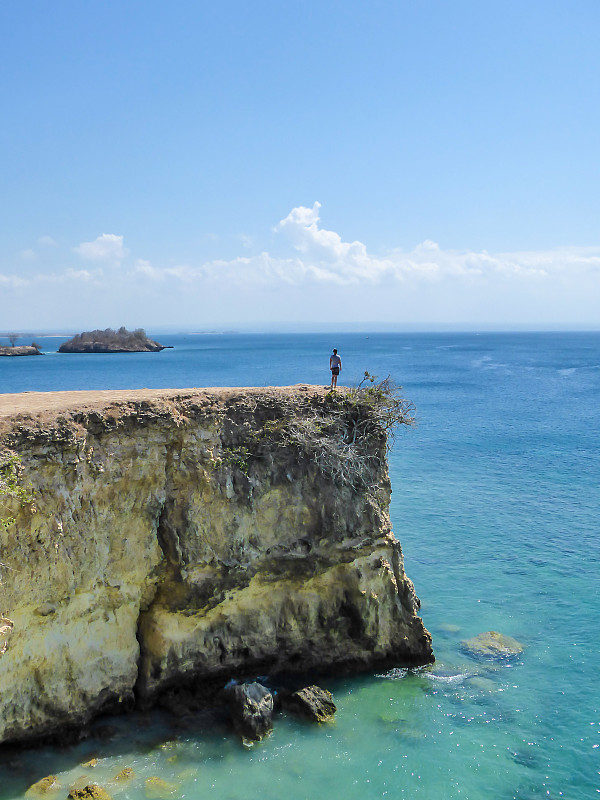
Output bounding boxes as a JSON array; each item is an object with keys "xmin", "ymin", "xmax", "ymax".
[{"xmin": 0, "ymin": 386, "xmax": 433, "ymax": 745}]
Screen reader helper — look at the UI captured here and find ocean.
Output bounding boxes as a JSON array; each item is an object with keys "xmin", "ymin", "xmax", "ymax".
[{"xmin": 1, "ymin": 331, "xmax": 598, "ymax": 799}]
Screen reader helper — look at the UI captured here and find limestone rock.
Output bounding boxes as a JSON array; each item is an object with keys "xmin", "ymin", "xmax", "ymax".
[
  {"xmin": 144, "ymin": 777, "xmax": 178, "ymax": 799},
  {"xmin": 0, "ymin": 387, "xmax": 433, "ymax": 744},
  {"xmin": 113, "ymin": 767, "xmax": 135, "ymax": 782},
  {"xmin": 461, "ymin": 631, "xmax": 524, "ymax": 660},
  {"xmin": 67, "ymin": 785, "xmax": 111, "ymax": 800},
  {"xmin": 0, "ymin": 617, "xmax": 13, "ymax": 656},
  {"xmin": 34, "ymin": 603, "xmax": 57, "ymax": 617},
  {"xmin": 68, "ymin": 777, "xmax": 95, "ymax": 795},
  {"xmin": 283, "ymin": 685, "xmax": 336, "ymax": 722},
  {"xmin": 25, "ymin": 776, "xmax": 59, "ymax": 797},
  {"xmin": 225, "ymin": 682, "xmax": 274, "ymax": 740}
]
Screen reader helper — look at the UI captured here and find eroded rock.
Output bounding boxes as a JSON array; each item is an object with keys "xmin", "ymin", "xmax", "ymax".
[
  {"xmin": 282, "ymin": 685, "xmax": 337, "ymax": 722},
  {"xmin": 0, "ymin": 387, "xmax": 433, "ymax": 744},
  {"xmin": 144, "ymin": 776, "xmax": 178, "ymax": 799},
  {"xmin": 0, "ymin": 617, "xmax": 14, "ymax": 656},
  {"xmin": 67, "ymin": 785, "xmax": 111, "ymax": 800},
  {"xmin": 225, "ymin": 682, "xmax": 274, "ymax": 740},
  {"xmin": 113, "ymin": 767, "xmax": 135, "ymax": 782},
  {"xmin": 25, "ymin": 776, "xmax": 59, "ymax": 797}
]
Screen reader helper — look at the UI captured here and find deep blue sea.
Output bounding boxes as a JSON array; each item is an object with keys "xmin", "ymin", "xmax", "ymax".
[{"xmin": 1, "ymin": 332, "xmax": 598, "ymax": 799}]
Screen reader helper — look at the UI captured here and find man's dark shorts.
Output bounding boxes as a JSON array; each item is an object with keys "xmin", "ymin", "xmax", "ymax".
[{"xmin": 331, "ymin": 367, "xmax": 340, "ymax": 376}]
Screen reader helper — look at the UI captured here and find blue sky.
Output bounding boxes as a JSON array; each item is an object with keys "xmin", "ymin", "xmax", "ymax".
[{"xmin": 2, "ymin": 1, "xmax": 599, "ymax": 331}]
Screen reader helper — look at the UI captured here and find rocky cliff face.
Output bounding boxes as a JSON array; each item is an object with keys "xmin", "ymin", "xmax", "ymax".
[{"xmin": 0, "ymin": 387, "xmax": 433, "ymax": 744}]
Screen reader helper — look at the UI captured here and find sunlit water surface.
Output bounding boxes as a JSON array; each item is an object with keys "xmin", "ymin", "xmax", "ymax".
[{"xmin": 1, "ymin": 332, "xmax": 598, "ymax": 799}]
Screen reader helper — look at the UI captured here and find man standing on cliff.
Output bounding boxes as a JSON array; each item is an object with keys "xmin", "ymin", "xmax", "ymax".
[{"xmin": 329, "ymin": 348, "xmax": 342, "ymax": 389}]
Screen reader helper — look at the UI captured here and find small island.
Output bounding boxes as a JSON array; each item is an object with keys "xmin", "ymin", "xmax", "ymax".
[
  {"xmin": 0, "ymin": 337, "xmax": 42, "ymax": 357},
  {"xmin": 0, "ymin": 346, "xmax": 42, "ymax": 357},
  {"xmin": 58, "ymin": 327, "xmax": 168, "ymax": 353}
]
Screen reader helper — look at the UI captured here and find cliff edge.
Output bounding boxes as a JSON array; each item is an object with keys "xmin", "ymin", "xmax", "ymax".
[{"xmin": 0, "ymin": 386, "xmax": 433, "ymax": 744}]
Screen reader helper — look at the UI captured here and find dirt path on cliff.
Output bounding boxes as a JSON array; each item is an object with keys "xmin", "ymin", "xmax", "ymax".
[{"xmin": 0, "ymin": 385, "xmax": 329, "ymax": 424}]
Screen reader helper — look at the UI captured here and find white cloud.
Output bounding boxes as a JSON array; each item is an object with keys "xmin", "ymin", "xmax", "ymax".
[
  {"xmin": 271, "ymin": 203, "xmax": 600, "ymax": 284},
  {"xmin": 0, "ymin": 273, "xmax": 28, "ymax": 288},
  {"xmin": 3, "ymin": 206, "xmax": 600, "ymax": 332},
  {"xmin": 110, "ymin": 203, "xmax": 600, "ymax": 292},
  {"xmin": 63, "ymin": 268, "xmax": 94, "ymax": 281},
  {"xmin": 38, "ymin": 236, "xmax": 57, "ymax": 247},
  {"xmin": 134, "ymin": 258, "xmax": 161, "ymax": 279},
  {"xmin": 19, "ymin": 249, "xmax": 36, "ymax": 261},
  {"xmin": 74, "ymin": 233, "xmax": 127, "ymax": 263}
]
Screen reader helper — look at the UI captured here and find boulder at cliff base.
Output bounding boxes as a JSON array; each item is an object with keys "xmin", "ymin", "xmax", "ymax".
[{"xmin": 282, "ymin": 685, "xmax": 337, "ymax": 722}]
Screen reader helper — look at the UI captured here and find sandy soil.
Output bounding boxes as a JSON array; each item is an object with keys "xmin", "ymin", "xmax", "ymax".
[{"xmin": 0, "ymin": 385, "xmax": 330, "ymax": 422}]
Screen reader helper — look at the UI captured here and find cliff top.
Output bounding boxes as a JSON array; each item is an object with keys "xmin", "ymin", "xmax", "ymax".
[{"xmin": 0, "ymin": 385, "xmax": 330, "ymax": 427}]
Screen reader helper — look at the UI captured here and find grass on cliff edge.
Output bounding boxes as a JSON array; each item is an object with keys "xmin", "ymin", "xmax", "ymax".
[
  {"xmin": 279, "ymin": 372, "xmax": 416, "ymax": 491},
  {"xmin": 343, "ymin": 371, "xmax": 416, "ymax": 444}
]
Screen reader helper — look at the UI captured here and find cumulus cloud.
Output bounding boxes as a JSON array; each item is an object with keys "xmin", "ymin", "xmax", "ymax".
[
  {"xmin": 74, "ymin": 233, "xmax": 126, "ymax": 263},
  {"xmin": 5, "ymin": 205, "xmax": 600, "ymax": 303},
  {"xmin": 38, "ymin": 236, "xmax": 57, "ymax": 247},
  {"xmin": 272, "ymin": 203, "xmax": 600, "ymax": 284},
  {"xmin": 113, "ymin": 203, "xmax": 600, "ymax": 292}
]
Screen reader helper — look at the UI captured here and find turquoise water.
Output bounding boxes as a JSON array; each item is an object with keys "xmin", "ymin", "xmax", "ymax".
[{"xmin": 1, "ymin": 332, "xmax": 598, "ymax": 799}]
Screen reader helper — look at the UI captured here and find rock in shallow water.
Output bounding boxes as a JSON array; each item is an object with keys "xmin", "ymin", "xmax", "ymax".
[
  {"xmin": 67, "ymin": 785, "xmax": 112, "ymax": 800},
  {"xmin": 113, "ymin": 767, "xmax": 135, "ymax": 782},
  {"xmin": 25, "ymin": 776, "xmax": 59, "ymax": 797},
  {"xmin": 144, "ymin": 776, "xmax": 178, "ymax": 799},
  {"xmin": 461, "ymin": 631, "xmax": 524, "ymax": 660},
  {"xmin": 282, "ymin": 685, "xmax": 337, "ymax": 722},
  {"xmin": 225, "ymin": 681, "xmax": 274, "ymax": 740}
]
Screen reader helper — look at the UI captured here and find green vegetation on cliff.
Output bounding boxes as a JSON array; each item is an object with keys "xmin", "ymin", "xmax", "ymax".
[
  {"xmin": 216, "ymin": 375, "xmax": 415, "ymax": 492},
  {"xmin": 0, "ymin": 454, "xmax": 34, "ymax": 529}
]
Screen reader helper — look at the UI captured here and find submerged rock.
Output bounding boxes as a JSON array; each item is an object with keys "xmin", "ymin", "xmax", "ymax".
[
  {"xmin": 438, "ymin": 622, "xmax": 461, "ymax": 633},
  {"xmin": 144, "ymin": 776, "xmax": 178, "ymax": 799},
  {"xmin": 25, "ymin": 776, "xmax": 59, "ymax": 797},
  {"xmin": 282, "ymin": 685, "xmax": 336, "ymax": 722},
  {"xmin": 113, "ymin": 767, "xmax": 135, "ymax": 782},
  {"xmin": 225, "ymin": 682, "xmax": 274, "ymax": 740},
  {"xmin": 461, "ymin": 631, "xmax": 524, "ymax": 660}
]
